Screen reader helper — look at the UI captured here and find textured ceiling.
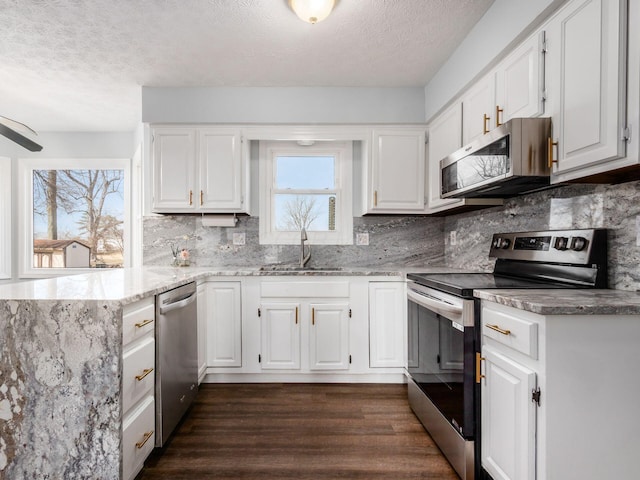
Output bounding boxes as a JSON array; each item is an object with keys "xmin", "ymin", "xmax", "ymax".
[{"xmin": 0, "ymin": 0, "xmax": 494, "ymax": 132}]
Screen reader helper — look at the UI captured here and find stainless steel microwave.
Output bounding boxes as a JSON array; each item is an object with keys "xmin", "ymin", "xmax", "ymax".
[{"xmin": 440, "ymin": 117, "xmax": 552, "ymax": 199}]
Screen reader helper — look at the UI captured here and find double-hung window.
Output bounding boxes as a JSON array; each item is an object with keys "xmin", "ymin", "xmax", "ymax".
[
  {"xmin": 18, "ymin": 158, "xmax": 131, "ymax": 277},
  {"xmin": 259, "ymin": 141, "xmax": 353, "ymax": 245}
]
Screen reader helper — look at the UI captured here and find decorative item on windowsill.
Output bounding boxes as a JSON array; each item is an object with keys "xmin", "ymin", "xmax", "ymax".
[{"xmin": 170, "ymin": 244, "xmax": 191, "ymax": 267}]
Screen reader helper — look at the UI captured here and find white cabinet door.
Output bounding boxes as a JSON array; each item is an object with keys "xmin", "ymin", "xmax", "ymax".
[
  {"xmin": 309, "ymin": 303, "xmax": 350, "ymax": 370},
  {"xmin": 481, "ymin": 345, "xmax": 537, "ymax": 480},
  {"xmin": 427, "ymin": 103, "xmax": 465, "ymax": 212},
  {"xmin": 152, "ymin": 128, "xmax": 196, "ymax": 212},
  {"xmin": 368, "ymin": 128, "xmax": 426, "ymax": 213},
  {"xmin": 368, "ymin": 282, "xmax": 405, "ymax": 368},
  {"xmin": 205, "ymin": 282, "xmax": 242, "ymax": 368},
  {"xmin": 546, "ymin": 0, "xmax": 626, "ymax": 176},
  {"xmin": 260, "ymin": 303, "xmax": 301, "ymax": 370},
  {"xmin": 198, "ymin": 128, "xmax": 244, "ymax": 211},
  {"xmin": 462, "ymin": 74, "xmax": 495, "ymax": 145},
  {"xmin": 495, "ymin": 31, "xmax": 545, "ymax": 124}
]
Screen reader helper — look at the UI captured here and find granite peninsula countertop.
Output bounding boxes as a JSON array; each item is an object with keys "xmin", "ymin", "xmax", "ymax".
[
  {"xmin": 474, "ymin": 288, "xmax": 640, "ymax": 315},
  {"xmin": 0, "ymin": 265, "xmax": 463, "ymax": 303}
]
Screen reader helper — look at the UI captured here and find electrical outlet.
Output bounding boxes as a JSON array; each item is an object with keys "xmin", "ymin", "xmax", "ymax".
[
  {"xmin": 233, "ymin": 233, "xmax": 246, "ymax": 246},
  {"xmin": 450, "ymin": 230, "xmax": 457, "ymax": 246},
  {"xmin": 356, "ymin": 233, "xmax": 369, "ymax": 246}
]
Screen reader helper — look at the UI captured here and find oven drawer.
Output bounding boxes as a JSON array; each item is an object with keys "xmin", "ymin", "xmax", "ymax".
[{"xmin": 481, "ymin": 304, "xmax": 538, "ymax": 359}]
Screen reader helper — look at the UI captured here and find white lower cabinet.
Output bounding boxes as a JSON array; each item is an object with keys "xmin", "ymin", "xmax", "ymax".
[
  {"xmin": 368, "ymin": 281, "xmax": 405, "ymax": 368},
  {"xmin": 203, "ymin": 281, "xmax": 242, "ymax": 368},
  {"xmin": 259, "ymin": 280, "xmax": 351, "ymax": 372},
  {"xmin": 481, "ymin": 345, "xmax": 537, "ymax": 480},
  {"xmin": 121, "ymin": 297, "xmax": 156, "ymax": 480},
  {"xmin": 480, "ymin": 300, "xmax": 640, "ymax": 480}
]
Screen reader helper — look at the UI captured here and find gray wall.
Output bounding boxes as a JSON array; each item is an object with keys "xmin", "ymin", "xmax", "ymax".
[{"xmin": 142, "ymin": 86, "xmax": 426, "ymax": 124}]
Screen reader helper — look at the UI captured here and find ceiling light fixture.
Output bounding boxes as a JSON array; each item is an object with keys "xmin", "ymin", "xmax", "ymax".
[
  {"xmin": 0, "ymin": 115, "xmax": 43, "ymax": 152},
  {"xmin": 289, "ymin": 0, "xmax": 336, "ymax": 24}
]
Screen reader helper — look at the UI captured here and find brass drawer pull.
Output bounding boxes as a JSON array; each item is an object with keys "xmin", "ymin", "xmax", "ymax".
[
  {"xmin": 374, "ymin": 190, "xmax": 378, "ymax": 207},
  {"xmin": 136, "ymin": 430, "xmax": 154, "ymax": 449},
  {"xmin": 135, "ymin": 368, "xmax": 154, "ymax": 382},
  {"xmin": 496, "ymin": 105, "xmax": 503, "ymax": 127},
  {"xmin": 486, "ymin": 324, "xmax": 511, "ymax": 336},
  {"xmin": 134, "ymin": 319, "xmax": 154, "ymax": 329},
  {"xmin": 548, "ymin": 137, "xmax": 558, "ymax": 169},
  {"xmin": 295, "ymin": 307, "xmax": 298, "ymax": 325},
  {"xmin": 483, "ymin": 114, "xmax": 491, "ymax": 134},
  {"xmin": 312, "ymin": 308, "xmax": 315, "ymax": 325},
  {"xmin": 189, "ymin": 190, "xmax": 193, "ymax": 205},
  {"xmin": 200, "ymin": 190, "xmax": 204, "ymax": 206}
]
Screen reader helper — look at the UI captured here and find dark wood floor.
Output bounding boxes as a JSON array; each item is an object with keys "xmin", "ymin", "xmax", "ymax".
[{"xmin": 137, "ymin": 383, "xmax": 459, "ymax": 480}]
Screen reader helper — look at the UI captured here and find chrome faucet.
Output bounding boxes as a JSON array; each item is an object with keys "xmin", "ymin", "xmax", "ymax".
[{"xmin": 300, "ymin": 228, "xmax": 311, "ymax": 268}]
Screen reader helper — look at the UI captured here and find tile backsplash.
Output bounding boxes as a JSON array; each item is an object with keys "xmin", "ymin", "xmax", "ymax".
[{"xmin": 143, "ymin": 180, "xmax": 640, "ymax": 291}]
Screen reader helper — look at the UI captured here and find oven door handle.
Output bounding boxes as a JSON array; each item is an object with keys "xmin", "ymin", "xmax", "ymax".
[{"xmin": 407, "ymin": 289, "xmax": 464, "ymax": 320}]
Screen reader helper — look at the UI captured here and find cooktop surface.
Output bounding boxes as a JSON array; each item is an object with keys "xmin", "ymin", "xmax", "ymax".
[{"xmin": 407, "ymin": 272, "xmax": 574, "ymax": 298}]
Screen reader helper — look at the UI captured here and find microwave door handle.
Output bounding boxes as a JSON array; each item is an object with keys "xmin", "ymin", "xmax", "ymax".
[{"xmin": 407, "ymin": 289, "xmax": 463, "ymax": 319}]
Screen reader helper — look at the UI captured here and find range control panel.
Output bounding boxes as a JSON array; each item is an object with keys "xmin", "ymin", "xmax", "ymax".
[{"xmin": 489, "ymin": 229, "xmax": 606, "ymax": 265}]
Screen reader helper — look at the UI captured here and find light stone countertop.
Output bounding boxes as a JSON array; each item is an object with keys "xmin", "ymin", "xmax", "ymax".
[
  {"xmin": 474, "ymin": 288, "xmax": 640, "ymax": 315},
  {"xmin": 0, "ymin": 265, "xmax": 464, "ymax": 303}
]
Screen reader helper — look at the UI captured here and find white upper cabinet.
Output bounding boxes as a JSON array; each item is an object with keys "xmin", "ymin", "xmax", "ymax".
[
  {"xmin": 152, "ymin": 126, "xmax": 248, "ymax": 213},
  {"xmin": 365, "ymin": 127, "xmax": 426, "ymax": 213},
  {"xmin": 198, "ymin": 128, "xmax": 244, "ymax": 211},
  {"xmin": 152, "ymin": 128, "xmax": 196, "ymax": 212},
  {"xmin": 545, "ymin": 0, "xmax": 627, "ymax": 180},
  {"xmin": 495, "ymin": 31, "xmax": 545, "ymax": 124},
  {"xmin": 462, "ymin": 74, "xmax": 496, "ymax": 145}
]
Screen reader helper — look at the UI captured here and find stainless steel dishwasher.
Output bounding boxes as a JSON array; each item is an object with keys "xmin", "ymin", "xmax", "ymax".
[{"xmin": 155, "ymin": 281, "xmax": 198, "ymax": 447}]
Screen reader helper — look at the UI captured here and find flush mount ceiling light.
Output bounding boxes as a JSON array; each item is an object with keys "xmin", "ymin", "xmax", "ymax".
[
  {"xmin": 289, "ymin": 0, "xmax": 336, "ymax": 24},
  {"xmin": 0, "ymin": 115, "xmax": 43, "ymax": 152}
]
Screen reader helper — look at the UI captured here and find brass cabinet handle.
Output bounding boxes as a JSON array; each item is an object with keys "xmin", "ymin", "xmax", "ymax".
[
  {"xmin": 135, "ymin": 368, "xmax": 154, "ymax": 382},
  {"xmin": 483, "ymin": 114, "xmax": 491, "ymax": 134},
  {"xmin": 374, "ymin": 190, "xmax": 378, "ymax": 207},
  {"xmin": 136, "ymin": 430, "xmax": 154, "ymax": 449},
  {"xmin": 476, "ymin": 352, "xmax": 485, "ymax": 383},
  {"xmin": 189, "ymin": 190, "xmax": 193, "ymax": 205},
  {"xmin": 547, "ymin": 137, "xmax": 559, "ymax": 169},
  {"xmin": 496, "ymin": 105, "xmax": 504, "ymax": 127},
  {"xmin": 486, "ymin": 324, "xmax": 511, "ymax": 336},
  {"xmin": 295, "ymin": 307, "xmax": 298, "ymax": 325},
  {"xmin": 134, "ymin": 319, "xmax": 154, "ymax": 329},
  {"xmin": 312, "ymin": 308, "xmax": 315, "ymax": 326},
  {"xmin": 200, "ymin": 190, "xmax": 204, "ymax": 206}
]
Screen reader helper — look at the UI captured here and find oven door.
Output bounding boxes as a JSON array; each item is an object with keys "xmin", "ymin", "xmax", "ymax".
[{"xmin": 407, "ymin": 282, "xmax": 476, "ymax": 439}]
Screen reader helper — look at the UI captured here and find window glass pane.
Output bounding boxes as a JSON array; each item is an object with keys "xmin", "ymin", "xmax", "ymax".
[
  {"xmin": 274, "ymin": 194, "xmax": 336, "ymax": 232},
  {"xmin": 32, "ymin": 169, "xmax": 125, "ymax": 268},
  {"xmin": 275, "ymin": 156, "xmax": 335, "ymax": 189}
]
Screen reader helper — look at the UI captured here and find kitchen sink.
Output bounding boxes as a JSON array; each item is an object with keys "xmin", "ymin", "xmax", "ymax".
[{"xmin": 259, "ymin": 265, "xmax": 344, "ymax": 272}]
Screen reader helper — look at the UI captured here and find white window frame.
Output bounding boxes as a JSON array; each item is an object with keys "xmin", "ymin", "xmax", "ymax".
[
  {"xmin": 18, "ymin": 158, "xmax": 131, "ymax": 278},
  {"xmin": 259, "ymin": 141, "xmax": 353, "ymax": 245},
  {"xmin": 0, "ymin": 157, "xmax": 11, "ymax": 279}
]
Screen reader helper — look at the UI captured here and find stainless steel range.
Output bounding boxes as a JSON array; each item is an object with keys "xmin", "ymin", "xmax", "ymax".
[{"xmin": 406, "ymin": 229, "xmax": 607, "ymax": 480}]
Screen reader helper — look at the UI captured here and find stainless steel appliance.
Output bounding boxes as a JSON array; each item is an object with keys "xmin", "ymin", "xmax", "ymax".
[
  {"xmin": 440, "ymin": 117, "xmax": 552, "ymax": 199},
  {"xmin": 155, "ymin": 281, "xmax": 198, "ymax": 447},
  {"xmin": 406, "ymin": 229, "xmax": 607, "ymax": 480}
]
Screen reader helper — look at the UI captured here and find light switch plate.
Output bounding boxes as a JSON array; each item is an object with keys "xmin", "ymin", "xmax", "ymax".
[
  {"xmin": 233, "ymin": 233, "xmax": 246, "ymax": 246},
  {"xmin": 356, "ymin": 233, "xmax": 369, "ymax": 246}
]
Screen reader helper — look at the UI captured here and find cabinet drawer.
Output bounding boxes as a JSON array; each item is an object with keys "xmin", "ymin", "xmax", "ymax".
[
  {"xmin": 482, "ymin": 305, "xmax": 538, "ymax": 359},
  {"xmin": 261, "ymin": 281, "xmax": 349, "ymax": 298},
  {"xmin": 123, "ymin": 297, "xmax": 155, "ymax": 346},
  {"xmin": 122, "ymin": 335, "xmax": 155, "ymax": 412},
  {"xmin": 122, "ymin": 394, "xmax": 155, "ymax": 480}
]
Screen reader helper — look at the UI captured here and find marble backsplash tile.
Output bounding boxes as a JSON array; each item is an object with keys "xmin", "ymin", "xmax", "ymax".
[
  {"xmin": 143, "ymin": 215, "xmax": 445, "ymax": 269},
  {"xmin": 444, "ymin": 181, "xmax": 640, "ymax": 290}
]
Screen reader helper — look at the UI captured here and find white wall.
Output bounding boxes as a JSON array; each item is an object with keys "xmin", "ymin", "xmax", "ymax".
[
  {"xmin": 142, "ymin": 86, "xmax": 426, "ymax": 124},
  {"xmin": 424, "ymin": 0, "xmax": 566, "ymax": 121}
]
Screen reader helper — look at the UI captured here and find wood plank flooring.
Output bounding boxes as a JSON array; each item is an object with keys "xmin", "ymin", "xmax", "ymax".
[{"xmin": 137, "ymin": 383, "xmax": 459, "ymax": 480}]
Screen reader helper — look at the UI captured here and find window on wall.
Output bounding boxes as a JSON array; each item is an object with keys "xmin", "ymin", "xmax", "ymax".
[
  {"xmin": 19, "ymin": 158, "xmax": 130, "ymax": 277},
  {"xmin": 259, "ymin": 141, "xmax": 353, "ymax": 245}
]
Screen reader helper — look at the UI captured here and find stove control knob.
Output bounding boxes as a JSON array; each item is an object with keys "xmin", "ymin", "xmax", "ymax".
[
  {"xmin": 493, "ymin": 237, "xmax": 511, "ymax": 249},
  {"xmin": 570, "ymin": 236, "xmax": 588, "ymax": 251},
  {"xmin": 553, "ymin": 236, "xmax": 569, "ymax": 250}
]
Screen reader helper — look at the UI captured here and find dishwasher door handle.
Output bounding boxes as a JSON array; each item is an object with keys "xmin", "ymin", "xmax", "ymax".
[{"xmin": 159, "ymin": 292, "xmax": 196, "ymax": 315}]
